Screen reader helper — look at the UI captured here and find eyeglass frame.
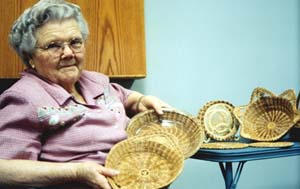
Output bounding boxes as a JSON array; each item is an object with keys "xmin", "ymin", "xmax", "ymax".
[{"xmin": 35, "ymin": 37, "xmax": 85, "ymax": 56}]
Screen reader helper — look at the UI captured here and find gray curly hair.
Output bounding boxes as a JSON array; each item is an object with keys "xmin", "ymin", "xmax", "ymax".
[{"xmin": 9, "ymin": 0, "xmax": 89, "ymax": 67}]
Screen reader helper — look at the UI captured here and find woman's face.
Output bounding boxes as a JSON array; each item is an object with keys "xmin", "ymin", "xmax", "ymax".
[{"xmin": 32, "ymin": 19, "xmax": 85, "ymax": 88}]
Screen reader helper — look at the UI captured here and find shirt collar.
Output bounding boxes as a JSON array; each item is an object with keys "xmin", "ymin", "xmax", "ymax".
[
  {"xmin": 22, "ymin": 69, "xmax": 73, "ymax": 106},
  {"xmin": 22, "ymin": 69, "xmax": 106, "ymax": 105},
  {"xmin": 78, "ymin": 70, "xmax": 106, "ymax": 99}
]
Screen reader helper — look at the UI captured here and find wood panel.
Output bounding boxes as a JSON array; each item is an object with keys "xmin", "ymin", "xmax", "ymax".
[
  {"xmin": 0, "ymin": 0, "xmax": 146, "ymax": 78},
  {"xmin": 0, "ymin": 0, "xmax": 23, "ymax": 78}
]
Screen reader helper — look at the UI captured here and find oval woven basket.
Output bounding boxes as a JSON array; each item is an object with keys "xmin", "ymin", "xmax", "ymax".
[
  {"xmin": 201, "ymin": 142, "xmax": 249, "ymax": 149},
  {"xmin": 249, "ymin": 141, "xmax": 294, "ymax": 148},
  {"xmin": 198, "ymin": 100, "xmax": 239, "ymax": 141},
  {"xmin": 234, "ymin": 96, "xmax": 296, "ymax": 141},
  {"xmin": 126, "ymin": 109, "xmax": 204, "ymax": 158},
  {"xmin": 105, "ymin": 139, "xmax": 184, "ymax": 189}
]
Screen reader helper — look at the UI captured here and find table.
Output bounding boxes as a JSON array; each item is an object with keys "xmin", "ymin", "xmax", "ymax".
[{"xmin": 191, "ymin": 141, "xmax": 300, "ymax": 189}]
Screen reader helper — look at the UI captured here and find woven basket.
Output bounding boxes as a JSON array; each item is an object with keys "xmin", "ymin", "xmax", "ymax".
[
  {"xmin": 126, "ymin": 109, "xmax": 205, "ymax": 158},
  {"xmin": 105, "ymin": 139, "xmax": 184, "ymax": 189},
  {"xmin": 198, "ymin": 101, "xmax": 238, "ymax": 141},
  {"xmin": 201, "ymin": 142, "xmax": 249, "ymax": 149},
  {"xmin": 249, "ymin": 141, "xmax": 294, "ymax": 148},
  {"xmin": 234, "ymin": 96, "xmax": 297, "ymax": 141}
]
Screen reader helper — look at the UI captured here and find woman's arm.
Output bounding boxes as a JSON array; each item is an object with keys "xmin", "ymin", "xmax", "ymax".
[
  {"xmin": 0, "ymin": 159, "xmax": 118, "ymax": 189},
  {"xmin": 125, "ymin": 91, "xmax": 171, "ymax": 115}
]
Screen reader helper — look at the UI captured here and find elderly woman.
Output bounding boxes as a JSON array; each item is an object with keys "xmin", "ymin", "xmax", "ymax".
[{"xmin": 0, "ymin": 0, "xmax": 169, "ymax": 188}]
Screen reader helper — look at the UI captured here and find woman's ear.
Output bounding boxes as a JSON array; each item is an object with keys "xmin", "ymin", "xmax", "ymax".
[{"xmin": 29, "ymin": 60, "xmax": 35, "ymax": 69}]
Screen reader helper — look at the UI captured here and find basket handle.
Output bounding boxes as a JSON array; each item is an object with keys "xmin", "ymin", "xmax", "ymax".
[{"xmin": 250, "ymin": 87, "xmax": 275, "ymax": 103}]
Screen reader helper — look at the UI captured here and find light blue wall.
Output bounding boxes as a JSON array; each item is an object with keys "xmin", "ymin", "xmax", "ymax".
[{"xmin": 132, "ymin": 0, "xmax": 300, "ymax": 188}]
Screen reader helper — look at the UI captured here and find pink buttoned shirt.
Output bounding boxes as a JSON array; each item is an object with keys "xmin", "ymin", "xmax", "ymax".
[{"xmin": 0, "ymin": 69, "xmax": 132, "ymax": 164}]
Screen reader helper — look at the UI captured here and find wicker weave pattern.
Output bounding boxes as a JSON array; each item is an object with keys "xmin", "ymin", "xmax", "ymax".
[
  {"xmin": 250, "ymin": 87, "xmax": 297, "ymax": 110},
  {"xmin": 129, "ymin": 132, "xmax": 180, "ymax": 152},
  {"xmin": 198, "ymin": 101, "xmax": 238, "ymax": 141},
  {"xmin": 127, "ymin": 109, "xmax": 204, "ymax": 158},
  {"xmin": 249, "ymin": 141, "xmax": 294, "ymax": 148},
  {"xmin": 127, "ymin": 111, "xmax": 161, "ymax": 137},
  {"xmin": 278, "ymin": 89, "xmax": 299, "ymax": 128},
  {"xmin": 235, "ymin": 96, "xmax": 295, "ymax": 141},
  {"xmin": 201, "ymin": 142, "xmax": 249, "ymax": 149},
  {"xmin": 134, "ymin": 123, "xmax": 164, "ymax": 136},
  {"xmin": 105, "ymin": 140, "xmax": 184, "ymax": 189},
  {"xmin": 250, "ymin": 87, "xmax": 276, "ymax": 103}
]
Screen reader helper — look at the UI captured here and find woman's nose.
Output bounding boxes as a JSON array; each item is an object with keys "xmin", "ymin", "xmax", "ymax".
[{"xmin": 61, "ymin": 45, "xmax": 74, "ymax": 58}]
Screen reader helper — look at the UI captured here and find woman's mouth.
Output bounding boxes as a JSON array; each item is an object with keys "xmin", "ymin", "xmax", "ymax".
[{"xmin": 58, "ymin": 61, "xmax": 77, "ymax": 69}]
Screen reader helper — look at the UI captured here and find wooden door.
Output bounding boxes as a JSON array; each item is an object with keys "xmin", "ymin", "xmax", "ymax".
[{"xmin": 0, "ymin": 0, "xmax": 146, "ymax": 78}]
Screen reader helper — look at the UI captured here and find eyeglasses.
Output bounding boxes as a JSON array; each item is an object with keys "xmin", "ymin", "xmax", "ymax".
[{"xmin": 36, "ymin": 37, "xmax": 84, "ymax": 56}]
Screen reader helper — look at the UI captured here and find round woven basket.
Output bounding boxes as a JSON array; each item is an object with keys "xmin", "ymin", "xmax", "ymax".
[
  {"xmin": 235, "ymin": 96, "xmax": 296, "ymax": 141},
  {"xmin": 105, "ymin": 139, "xmax": 184, "ymax": 189},
  {"xmin": 126, "ymin": 109, "xmax": 204, "ymax": 158},
  {"xmin": 198, "ymin": 100, "xmax": 238, "ymax": 141}
]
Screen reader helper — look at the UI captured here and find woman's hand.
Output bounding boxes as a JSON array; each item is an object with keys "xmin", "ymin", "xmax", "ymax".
[
  {"xmin": 126, "ymin": 92, "xmax": 172, "ymax": 115},
  {"xmin": 136, "ymin": 95, "xmax": 171, "ymax": 115},
  {"xmin": 75, "ymin": 162, "xmax": 119, "ymax": 189},
  {"xmin": 0, "ymin": 159, "xmax": 118, "ymax": 189}
]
